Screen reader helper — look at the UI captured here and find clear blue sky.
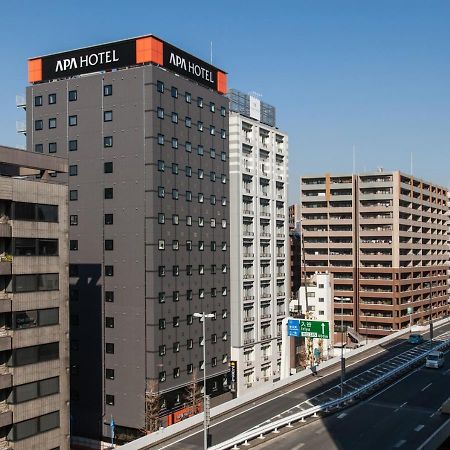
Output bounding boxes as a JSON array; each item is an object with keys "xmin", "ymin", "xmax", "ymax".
[{"xmin": 1, "ymin": 0, "xmax": 450, "ymax": 203}]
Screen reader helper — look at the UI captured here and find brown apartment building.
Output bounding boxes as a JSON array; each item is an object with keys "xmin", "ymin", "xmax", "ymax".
[{"xmin": 300, "ymin": 171, "xmax": 448, "ymax": 340}]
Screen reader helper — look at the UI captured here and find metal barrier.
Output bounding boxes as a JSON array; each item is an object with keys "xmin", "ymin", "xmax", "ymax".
[{"xmin": 211, "ymin": 335, "xmax": 450, "ymax": 450}]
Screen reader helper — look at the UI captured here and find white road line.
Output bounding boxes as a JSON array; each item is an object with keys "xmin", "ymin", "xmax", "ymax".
[
  {"xmin": 394, "ymin": 439, "xmax": 407, "ymax": 447},
  {"xmin": 415, "ymin": 424, "xmax": 424, "ymax": 432},
  {"xmin": 337, "ymin": 413, "xmax": 347, "ymax": 419},
  {"xmin": 400, "ymin": 402, "xmax": 408, "ymax": 408},
  {"xmin": 421, "ymin": 383, "xmax": 432, "ymax": 392},
  {"xmin": 291, "ymin": 444, "xmax": 305, "ymax": 449}
]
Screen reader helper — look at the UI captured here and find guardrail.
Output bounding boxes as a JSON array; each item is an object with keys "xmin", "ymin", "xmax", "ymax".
[{"xmin": 211, "ymin": 336, "xmax": 450, "ymax": 449}]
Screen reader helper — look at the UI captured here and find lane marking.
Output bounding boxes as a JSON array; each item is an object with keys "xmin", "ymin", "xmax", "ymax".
[
  {"xmin": 337, "ymin": 413, "xmax": 347, "ymax": 419},
  {"xmin": 400, "ymin": 402, "xmax": 408, "ymax": 408},
  {"xmin": 394, "ymin": 439, "xmax": 407, "ymax": 447},
  {"xmin": 292, "ymin": 444, "xmax": 305, "ymax": 449},
  {"xmin": 415, "ymin": 424, "xmax": 424, "ymax": 432},
  {"xmin": 421, "ymin": 383, "xmax": 432, "ymax": 392}
]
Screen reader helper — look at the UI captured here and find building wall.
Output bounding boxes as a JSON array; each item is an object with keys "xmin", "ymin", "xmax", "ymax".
[{"xmin": 229, "ymin": 110, "xmax": 289, "ymax": 394}]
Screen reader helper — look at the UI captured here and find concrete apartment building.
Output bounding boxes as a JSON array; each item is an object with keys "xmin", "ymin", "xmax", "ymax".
[
  {"xmin": 228, "ymin": 90, "xmax": 289, "ymax": 394},
  {"xmin": 300, "ymin": 171, "xmax": 448, "ymax": 340},
  {"xmin": 25, "ymin": 36, "xmax": 231, "ymax": 442},
  {"xmin": 0, "ymin": 146, "xmax": 69, "ymax": 449}
]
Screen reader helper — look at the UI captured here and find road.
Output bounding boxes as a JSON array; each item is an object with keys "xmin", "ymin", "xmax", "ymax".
[
  {"xmin": 161, "ymin": 321, "xmax": 450, "ymax": 449},
  {"xmin": 253, "ymin": 351, "xmax": 450, "ymax": 450}
]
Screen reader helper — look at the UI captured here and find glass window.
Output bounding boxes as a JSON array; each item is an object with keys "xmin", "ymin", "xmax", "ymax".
[
  {"xmin": 159, "ymin": 318, "xmax": 166, "ymax": 329},
  {"xmin": 105, "ymin": 265, "xmax": 114, "ymax": 276},
  {"xmin": 34, "ymin": 120, "xmax": 43, "ymax": 131},
  {"xmin": 172, "ymin": 138, "xmax": 178, "ymax": 149},
  {"xmin": 69, "ymin": 165, "xmax": 77, "ymax": 176},
  {"xmin": 158, "ymin": 187, "xmax": 165, "ymax": 198},
  {"xmin": 159, "ymin": 345, "xmax": 166, "ymax": 356},
  {"xmin": 197, "ymin": 121, "xmax": 204, "ymax": 132},
  {"xmin": 104, "ymin": 84, "xmax": 113, "ymax": 96},
  {"xmin": 106, "ymin": 369, "xmax": 115, "ymax": 379},
  {"xmin": 172, "ymin": 214, "xmax": 179, "ymax": 225},
  {"xmin": 104, "ymin": 214, "xmax": 113, "ymax": 225},
  {"xmin": 105, "ymin": 291, "xmax": 114, "ymax": 302},
  {"xmin": 105, "ymin": 343, "xmax": 114, "ymax": 353},
  {"xmin": 104, "ymin": 188, "xmax": 113, "ymax": 199},
  {"xmin": 157, "ymin": 160, "xmax": 165, "ymax": 172},
  {"xmin": 185, "ymin": 141, "xmax": 192, "ymax": 152},
  {"xmin": 38, "ymin": 274, "xmax": 59, "ymax": 291},
  {"xmin": 13, "ymin": 310, "xmax": 38, "ymax": 329},
  {"xmin": 13, "ymin": 275, "xmax": 37, "ymax": 293},
  {"xmin": 69, "ymin": 189, "xmax": 79, "ymax": 201},
  {"xmin": 69, "ymin": 140, "xmax": 78, "ymax": 151},
  {"xmin": 197, "ymin": 97, "xmax": 203, "ymax": 108},
  {"xmin": 210, "ymin": 148, "xmax": 216, "ymax": 159},
  {"xmin": 186, "ymin": 166, "xmax": 192, "ymax": 177},
  {"xmin": 158, "ymin": 239, "xmax": 165, "ymax": 250},
  {"xmin": 210, "ymin": 102, "xmax": 215, "ymax": 112},
  {"xmin": 221, "ymin": 129, "xmax": 226, "ymax": 139},
  {"xmin": 185, "ymin": 117, "xmax": 191, "ymax": 127},
  {"xmin": 70, "ymin": 240, "xmax": 78, "ymax": 251},
  {"xmin": 210, "ymin": 195, "xmax": 216, "ymax": 205},
  {"xmin": 36, "ymin": 204, "xmax": 58, "ymax": 222},
  {"xmin": 172, "ymin": 240, "xmax": 179, "ymax": 250},
  {"xmin": 34, "ymin": 144, "xmax": 43, "ymax": 153},
  {"xmin": 158, "ymin": 213, "xmax": 165, "ymax": 224},
  {"xmin": 221, "ymin": 106, "xmax": 226, "ymax": 117},
  {"xmin": 13, "ymin": 381, "xmax": 39, "ymax": 403},
  {"xmin": 104, "ymin": 162, "xmax": 113, "ymax": 174},
  {"xmin": 104, "ymin": 111, "xmax": 113, "ymax": 122},
  {"xmin": 159, "ymin": 371, "xmax": 166, "ymax": 382},
  {"xmin": 34, "ymin": 96, "xmax": 43, "ymax": 107},
  {"xmin": 38, "ymin": 239, "xmax": 58, "ymax": 256},
  {"xmin": 48, "ymin": 93, "xmax": 56, "ymax": 104},
  {"xmin": 68, "ymin": 115, "xmax": 77, "ymax": 126},
  {"xmin": 221, "ymin": 151, "xmax": 226, "ymax": 161},
  {"xmin": 185, "ymin": 92, "xmax": 191, "ymax": 103},
  {"xmin": 171, "ymin": 112, "xmax": 178, "ymax": 123},
  {"xmin": 172, "ymin": 189, "xmax": 178, "ymax": 200},
  {"xmin": 198, "ymin": 193, "xmax": 204, "ymax": 203},
  {"xmin": 157, "ymin": 80, "xmax": 164, "ymax": 93},
  {"xmin": 210, "ymin": 125, "xmax": 215, "ymax": 135},
  {"xmin": 104, "ymin": 240, "xmax": 114, "ymax": 251},
  {"xmin": 106, "ymin": 394, "xmax": 115, "ymax": 405},
  {"xmin": 38, "ymin": 308, "xmax": 59, "ymax": 326},
  {"xmin": 186, "ymin": 191, "xmax": 192, "ymax": 202},
  {"xmin": 14, "ymin": 238, "xmax": 36, "ymax": 256},
  {"xmin": 171, "ymin": 86, "xmax": 178, "ymax": 98},
  {"xmin": 198, "ymin": 169, "xmax": 204, "ymax": 179},
  {"xmin": 158, "ymin": 292, "xmax": 165, "ymax": 303},
  {"xmin": 70, "ymin": 215, "xmax": 78, "ymax": 226},
  {"xmin": 12, "ymin": 416, "xmax": 38, "ymax": 440},
  {"xmin": 172, "ymin": 163, "xmax": 178, "ymax": 174},
  {"xmin": 68, "ymin": 90, "xmax": 77, "ymax": 101},
  {"xmin": 105, "ymin": 317, "xmax": 114, "ymax": 328},
  {"xmin": 104, "ymin": 136, "xmax": 113, "ymax": 148},
  {"xmin": 197, "ymin": 145, "xmax": 204, "ymax": 156},
  {"xmin": 158, "ymin": 134, "xmax": 164, "ymax": 145}
]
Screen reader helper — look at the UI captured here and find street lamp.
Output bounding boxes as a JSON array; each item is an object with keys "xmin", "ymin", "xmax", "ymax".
[
  {"xmin": 193, "ymin": 312, "xmax": 215, "ymax": 450},
  {"xmin": 334, "ymin": 296, "xmax": 350, "ymax": 397},
  {"xmin": 424, "ymin": 282, "xmax": 434, "ymax": 349}
]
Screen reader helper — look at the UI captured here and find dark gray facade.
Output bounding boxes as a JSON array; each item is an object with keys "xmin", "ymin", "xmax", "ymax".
[{"xmin": 26, "ymin": 62, "xmax": 230, "ymax": 441}]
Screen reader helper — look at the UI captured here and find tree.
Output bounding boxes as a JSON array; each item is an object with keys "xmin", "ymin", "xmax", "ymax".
[
  {"xmin": 184, "ymin": 369, "xmax": 203, "ymax": 416},
  {"xmin": 143, "ymin": 379, "xmax": 161, "ymax": 433}
]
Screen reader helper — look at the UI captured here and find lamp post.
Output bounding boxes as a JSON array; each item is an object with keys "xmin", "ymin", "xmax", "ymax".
[
  {"xmin": 334, "ymin": 296, "xmax": 350, "ymax": 397},
  {"xmin": 193, "ymin": 312, "xmax": 215, "ymax": 449}
]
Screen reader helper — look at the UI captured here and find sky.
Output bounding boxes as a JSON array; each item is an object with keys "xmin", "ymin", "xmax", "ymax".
[{"xmin": 0, "ymin": 0, "xmax": 449, "ymax": 204}]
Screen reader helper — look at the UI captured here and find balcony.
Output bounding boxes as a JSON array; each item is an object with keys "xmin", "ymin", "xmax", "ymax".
[
  {"xmin": 243, "ymin": 209, "xmax": 254, "ymax": 216},
  {"xmin": 243, "ymin": 316, "xmax": 255, "ymax": 323},
  {"xmin": 16, "ymin": 121, "xmax": 26, "ymax": 135},
  {"xmin": 261, "ymin": 313, "xmax": 271, "ymax": 320},
  {"xmin": 243, "ymin": 274, "xmax": 254, "ymax": 280},
  {"xmin": 260, "ymin": 293, "xmax": 271, "ymax": 299},
  {"xmin": 0, "ymin": 403, "xmax": 11, "ymax": 428},
  {"xmin": 244, "ymin": 338, "xmax": 255, "ymax": 345},
  {"xmin": 261, "ymin": 334, "xmax": 272, "ymax": 341},
  {"xmin": 243, "ymin": 253, "xmax": 254, "ymax": 258}
]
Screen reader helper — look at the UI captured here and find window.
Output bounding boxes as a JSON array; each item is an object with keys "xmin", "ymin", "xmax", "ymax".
[
  {"xmin": 185, "ymin": 92, "xmax": 191, "ymax": 103},
  {"xmin": 157, "ymin": 107, "xmax": 164, "ymax": 119},
  {"xmin": 211, "ymin": 264, "xmax": 216, "ymax": 274},
  {"xmin": 104, "ymin": 162, "xmax": 113, "ymax": 174},
  {"xmin": 105, "ymin": 343, "xmax": 114, "ymax": 354},
  {"xmin": 211, "ymin": 241, "xmax": 216, "ymax": 251},
  {"xmin": 105, "ymin": 291, "xmax": 114, "ymax": 302},
  {"xmin": 197, "ymin": 97, "xmax": 203, "ymax": 108},
  {"xmin": 172, "ymin": 189, "xmax": 179, "ymax": 200},
  {"xmin": 222, "ymin": 354, "xmax": 228, "ymax": 363},
  {"xmin": 158, "ymin": 266, "xmax": 165, "ymax": 277},
  {"xmin": 199, "ymin": 336, "xmax": 204, "ymax": 346},
  {"xmin": 104, "ymin": 136, "xmax": 113, "ymax": 148},
  {"xmin": 159, "ymin": 319, "xmax": 166, "ymax": 330},
  {"xmin": 221, "ymin": 106, "xmax": 226, "ymax": 117},
  {"xmin": 70, "ymin": 215, "xmax": 78, "ymax": 226},
  {"xmin": 198, "ymin": 169, "xmax": 204, "ymax": 179},
  {"xmin": 173, "ymin": 291, "xmax": 179, "ymax": 302},
  {"xmin": 104, "ymin": 188, "xmax": 113, "ymax": 199},
  {"xmin": 69, "ymin": 165, "xmax": 77, "ymax": 176},
  {"xmin": 197, "ymin": 145, "xmax": 204, "ymax": 156},
  {"xmin": 69, "ymin": 240, "xmax": 78, "ymax": 251},
  {"xmin": 186, "ymin": 216, "xmax": 192, "ymax": 226},
  {"xmin": 105, "ymin": 317, "xmax": 114, "ymax": 328},
  {"xmin": 222, "ymin": 219, "xmax": 227, "ymax": 228},
  {"xmin": 199, "ymin": 288, "xmax": 205, "ymax": 298},
  {"xmin": 68, "ymin": 90, "xmax": 77, "ymax": 101},
  {"xmin": 210, "ymin": 172, "xmax": 216, "ymax": 182},
  {"xmin": 199, "ymin": 217, "xmax": 204, "ymax": 227},
  {"xmin": 173, "ymin": 317, "xmax": 179, "ymax": 328},
  {"xmin": 171, "ymin": 86, "xmax": 178, "ymax": 98},
  {"xmin": 186, "ymin": 240, "xmax": 192, "ymax": 251},
  {"xmin": 104, "ymin": 84, "xmax": 113, "ymax": 96},
  {"xmin": 210, "ymin": 148, "xmax": 216, "ymax": 159},
  {"xmin": 222, "ymin": 332, "xmax": 228, "ymax": 341},
  {"xmin": 210, "ymin": 195, "xmax": 216, "ymax": 205},
  {"xmin": 199, "ymin": 241, "xmax": 204, "ymax": 251},
  {"xmin": 158, "ymin": 239, "xmax": 165, "ymax": 250},
  {"xmin": 171, "ymin": 112, "xmax": 178, "ymax": 123},
  {"xmin": 222, "ymin": 197, "xmax": 227, "ymax": 206},
  {"xmin": 157, "ymin": 133, "xmax": 165, "ymax": 145},
  {"xmin": 9, "ymin": 342, "xmax": 59, "ymax": 367},
  {"xmin": 158, "ymin": 292, "xmax": 165, "ymax": 303},
  {"xmin": 68, "ymin": 115, "xmax": 77, "ymax": 126},
  {"xmin": 34, "ymin": 96, "xmax": 43, "ymax": 107},
  {"xmin": 34, "ymin": 144, "xmax": 43, "ymax": 153},
  {"xmin": 159, "ymin": 345, "xmax": 166, "ymax": 356},
  {"xmin": 12, "ymin": 308, "xmax": 58, "ymax": 329},
  {"xmin": 106, "ymin": 394, "xmax": 115, "ymax": 405},
  {"xmin": 221, "ymin": 174, "xmax": 227, "ymax": 184},
  {"xmin": 210, "ymin": 125, "xmax": 215, "ymax": 135},
  {"xmin": 173, "ymin": 342, "xmax": 180, "ymax": 353},
  {"xmin": 105, "ymin": 240, "xmax": 114, "ymax": 251},
  {"xmin": 159, "ymin": 371, "xmax": 166, "ymax": 382},
  {"xmin": 105, "ymin": 265, "xmax": 114, "ymax": 276},
  {"xmin": 222, "ymin": 286, "xmax": 227, "ymax": 296},
  {"xmin": 105, "ymin": 369, "xmax": 115, "ymax": 380},
  {"xmin": 186, "ymin": 265, "xmax": 192, "ymax": 276},
  {"xmin": 69, "ymin": 140, "xmax": 78, "ymax": 151},
  {"xmin": 157, "ymin": 160, "xmax": 165, "ymax": 172},
  {"xmin": 186, "ymin": 191, "xmax": 192, "ymax": 202},
  {"xmin": 35, "ymin": 120, "xmax": 43, "ymax": 131},
  {"xmin": 222, "ymin": 309, "xmax": 228, "ymax": 319},
  {"xmin": 186, "ymin": 166, "xmax": 192, "ymax": 177},
  {"xmin": 197, "ymin": 121, "xmax": 204, "ymax": 132},
  {"xmin": 210, "ymin": 218, "xmax": 216, "ymax": 228},
  {"xmin": 211, "ymin": 287, "xmax": 217, "ymax": 297},
  {"xmin": 199, "ymin": 265, "xmax": 204, "ymax": 275},
  {"xmin": 185, "ymin": 116, "xmax": 191, "ymax": 127},
  {"xmin": 158, "ymin": 213, "xmax": 165, "ymax": 224},
  {"xmin": 221, "ymin": 151, "xmax": 227, "ymax": 161},
  {"xmin": 187, "ymin": 289, "xmax": 193, "ymax": 300},
  {"xmin": 104, "ymin": 213, "xmax": 113, "ymax": 225},
  {"xmin": 212, "ymin": 357, "xmax": 217, "ymax": 367},
  {"xmin": 221, "ymin": 129, "xmax": 226, "ymax": 139},
  {"xmin": 222, "ymin": 264, "xmax": 227, "ymax": 273},
  {"xmin": 187, "ymin": 314, "xmax": 193, "ymax": 325},
  {"xmin": 172, "ymin": 240, "xmax": 179, "ymax": 250},
  {"xmin": 187, "ymin": 363, "xmax": 193, "ymax": 374},
  {"xmin": 157, "ymin": 80, "xmax": 164, "ymax": 93},
  {"xmin": 172, "ymin": 266, "xmax": 179, "ymax": 276},
  {"xmin": 211, "ymin": 334, "xmax": 217, "ymax": 343},
  {"xmin": 210, "ymin": 102, "xmax": 215, "ymax": 112},
  {"xmin": 186, "ymin": 141, "xmax": 192, "ymax": 152},
  {"xmin": 158, "ymin": 187, "xmax": 165, "ymax": 198},
  {"xmin": 11, "ymin": 411, "xmax": 59, "ymax": 441},
  {"xmin": 200, "ymin": 361, "xmax": 204, "ymax": 370},
  {"xmin": 104, "ymin": 111, "xmax": 113, "ymax": 122},
  {"xmin": 198, "ymin": 193, "xmax": 204, "ymax": 203},
  {"xmin": 48, "ymin": 93, "xmax": 56, "ymax": 104},
  {"xmin": 172, "ymin": 138, "xmax": 178, "ymax": 149},
  {"xmin": 187, "ymin": 339, "xmax": 193, "ymax": 349}
]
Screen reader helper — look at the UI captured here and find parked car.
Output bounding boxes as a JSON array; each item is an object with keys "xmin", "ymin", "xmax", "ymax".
[
  {"xmin": 426, "ymin": 351, "xmax": 445, "ymax": 369},
  {"xmin": 408, "ymin": 334, "xmax": 424, "ymax": 345}
]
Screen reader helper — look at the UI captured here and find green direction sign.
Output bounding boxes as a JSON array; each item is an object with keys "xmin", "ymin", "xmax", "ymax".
[{"xmin": 299, "ymin": 320, "xmax": 330, "ymax": 339}]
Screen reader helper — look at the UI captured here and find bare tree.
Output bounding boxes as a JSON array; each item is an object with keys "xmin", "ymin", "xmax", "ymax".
[
  {"xmin": 143, "ymin": 379, "xmax": 161, "ymax": 433},
  {"xmin": 184, "ymin": 369, "xmax": 202, "ymax": 416}
]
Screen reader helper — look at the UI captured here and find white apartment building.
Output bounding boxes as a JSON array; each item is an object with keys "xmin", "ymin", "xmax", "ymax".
[{"xmin": 228, "ymin": 90, "xmax": 289, "ymax": 395}]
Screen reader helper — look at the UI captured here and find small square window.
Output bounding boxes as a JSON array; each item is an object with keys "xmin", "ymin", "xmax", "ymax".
[
  {"xmin": 69, "ymin": 190, "xmax": 78, "ymax": 201},
  {"xmin": 104, "ymin": 111, "xmax": 113, "ymax": 122},
  {"xmin": 210, "ymin": 218, "xmax": 216, "ymax": 228},
  {"xmin": 185, "ymin": 142, "xmax": 192, "ymax": 152},
  {"xmin": 211, "ymin": 241, "xmax": 216, "ymax": 251},
  {"xmin": 104, "ymin": 85, "xmax": 113, "ymax": 96},
  {"xmin": 187, "ymin": 314, "xmax": 193, "ymax": 325},
  {"xmin": 172, "ymin": 189, "xmax": 179, "ymax": 200},
  {"xmin": 48, "ymin": 93, "xmax": 56, "ymax": 104},
  {"xmin": 222, "ymin": 197, "xmax": 227, "ymax": 206},
  {"xmin": 158, "ymin": 239, "xmax": 165, "ymax": 250},
  {"xmin": 69, "ymin": 115, "xmax": 78, "ymax": 126},
  {"xmin": 198, "ymin": 193, "xmax": 204, "ymax": 203},
  {"xmin": 186, "ymin": 166, "xmax": 192, "ymax": 177},
  {"xmin": 158, "ymin": 292, "xmax": 165, "ymax": 303},
  {"xmin": 186, "ymin": 216, "xmax": 192, "ymax": 226},
  {"xmin": 222, "ymin": 309, "xmax": 228, "ymax": 319},
  {"xmin": 222, "ymin": 241, "xmax": 227, "ymax": 251},
  {"xmin": 172, "ymin": 240, "xmax": 179, "ymax": 250},
  {"xmin": 186, "ymin": 240, "xmax": 192, "ymax": 251},
  {"xmin": 35, "ymin": 120, "xmax": 43, "ymax": 131},
  {"xmin": 69, "ymin": 140, "xmax": 78, "ymax": 151},
  {"xmin": 197, "ymin": 97, "xmax": 203, "ymax": 108},
  {"xmin": 210, "ymin": 102, "xmax": 215, "ymax": 112},
  {"xmin": 197, "ymin": 121, "xmax": 204, "ymax": 132},
  {"xmin": 210, "ymin": 148, "xmax": 216, "ymax": 159},
  {"xmin": 159, "ymin": 371, "xmax": 166, "ymax": 382},
  {"xmin": 105, "ymin": 240, "xmax": 114, "ymax": 251},
  {"xmin": 186, "ymin": 191, "xmax": 192, "ymax": 202},
  {"xmin": 222, "ymin": 353, "xmax": 228, "ymax": 363},
  {"xmin": 70, "ymin": 240, "xmax": 78, "ymax": 251},
  {"xmin": 199, "ymin": 217, "xmax": 204, "ymax": 227},
  {"xmin": 199, "ymin": 288, "xmax": 205, "ymax": 298},
  {"xmin": 210, "ymin": 195, "xmax": 216, "ymax": 205},
  {"xmin": 221, "ymin": 106, "xmax": 226, "ymax": 117},
  {"xmin": 211, "ymin": 264, "xmax": 216, "ymax": 274},
  {"xmin": 159, "ymin": 345, "xmax": 166, "ymax": 356},
  {"xmin": 34, "ymin": 96, "xmax": 43, "ymax": 107},
  {"xmin": 187, "ymin": 289, "xmax": 193, "ymax": 301},
  {"xmin": 173, "ymin": 265, "xmax": 179, "ymax": 276},
  {"xmin": 210, "ymin": 125, "xmax": 215, "ymax": 135},
  {"xmin": 171, "ymin": 112, "xmax": 178, "ymax": 123},
  {"xmin": 105, "ymin": 368, "xmax": 115, "ymax": 379},
  {"xmin": 157, "ymin": 81, "xmax": 164, "ymax": 93},
  {"xmin": 221, "ymin": 174, "xmax": 227, "ymax": 184},
  {"xmin": 186, "ymin": 265, "xmax": 192, "ymax": 276},
  {"xmin": 173, "ymin": 342, "xmax": 180, "ymax": 353},
  {"xmin": 222, "ymin": 219, "xmax": 227, "ymax": 228},
  {"xmin": 210, "ymin": 172, "xmax": 216, "ymax": 182},
  {"xmin": 222, "ymin": 287, "xmax": 227, "ymax": 296},
  {"xmin": 158, "ymin": 186, "xmax": 165, "ymax": 198},
  {"xmin": 187, "ymin": 339, "xmax": 193, "ymax": 350},
  {"xmin": 158, "ymin": 213, "xmax": 165, "ymax": 224},
  {"xmin": 69, "ymin": 165, "xmax": 78, "ymax": 176},
  {"xmin": 187, "ymin": 363, "xmax": 193, "ymax": 374},
  {"xmin": 158, "ymin": 160, "xmax": 165, "ymax": 172},
  {"xmin": 221, "ymin": 152, "xmax": 227, "ymax": 161},
  {"xmin": 105, "ymin": 265, "xmax": 114, "ymax": 276},
  {"xmin": 35, "ymin": 143, "xmax": 43, "ymax": 153},
  {"xmin": 70, "ymin": 215, "xmax": 78, "ymax": 226},
  {"xmin": 171, "ymin": 86, "xmax": 178, "ymax": 98},
  {"xmin": 106, "ymin": 394, "xmax": 115, "ymax": 405},
  {"xmin": 172, "ymin": 138, "xmax": 178, "ymax": 149},
  {"xmin": 198, "ymin": 169, "xmax": 204, "ymax": 179},
  {"xmin": 158, "ymin": 266, "xmax": 165, "ymax": 277},
  {"xmin": 157, "ymin": 107, "xmax": 165, "ymax": 119},
  {"xmin": 105, "ymin": 291, "xmax": 114, "ymax": 302},
  {"xmin": 105, "ymin": 343, "xmax": 114, "ymax": 354},
  {"xmin": 172, "ymin": 214, "xmax": 179, "ymax": 225},
  {"xmin": 159, "ymin": 318, "xmax": 166, "ymax": 330},
  {"xmin": 158, "ymin": 134, "xmax": 165, "ymax": 145},
  {"xmin": 104, "ymin": 188, "xmax": 113, "ymax": 200},
  {"xmin": 49, "ymin": 118, "xmax": 57, "ymax": 129},
  {"xmin": 212, "ymin": 357, "xmax": 217, "ymax": 367},
  {"xmin": 185, "ymin": 116, "xmax": 191, "ymax": 128},
  {"xmin": 104, "ymin": 162, "xmax": 113, "ymax": 174},
  {"xmin": 222, "ymin": 331, "xmax": 228, "ymax": 341},
  {"xmin": 105, "ymin": 317, "xmax": 114, "ymax": 328},
  {"xmin": 104, "ymin": 136, "xmax": 113, "ymax": 148},
  {"xmin": 68, "ymin": 90, "xmax": 77, "ymax": 101},
  {"xmin": 173, "ymin": 316, "xmax": 179, "ymax": 327},
  {"xmin": 185, "ymin": 92, "xmax": 191, "ymax": 103},
  {"xmin": 221, "ymin": 129, "xmax": 226, "ymax": 139},
  {"xmin": 197, "ymin": 145, "xmax": 204, "ymax": 156}
]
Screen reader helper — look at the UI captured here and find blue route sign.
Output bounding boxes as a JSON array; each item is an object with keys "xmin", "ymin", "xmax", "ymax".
[{"xmin": 288, "ymin": 319, "xmax": 300, "ymax": 337}]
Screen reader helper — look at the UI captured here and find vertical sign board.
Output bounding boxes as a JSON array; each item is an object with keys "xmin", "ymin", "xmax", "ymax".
[
  {"xmin": 229, "ymin": 361, "xmax": 237, "ymax": 393},
  {"xmin": 287, "ymin": 319, "xmax": 301, "ymax": 337}
]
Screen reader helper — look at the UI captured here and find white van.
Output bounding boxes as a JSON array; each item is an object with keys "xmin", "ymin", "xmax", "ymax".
[{"xmin": 426, "ymin": 351, "xmax": 444, "ymax": 369}]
